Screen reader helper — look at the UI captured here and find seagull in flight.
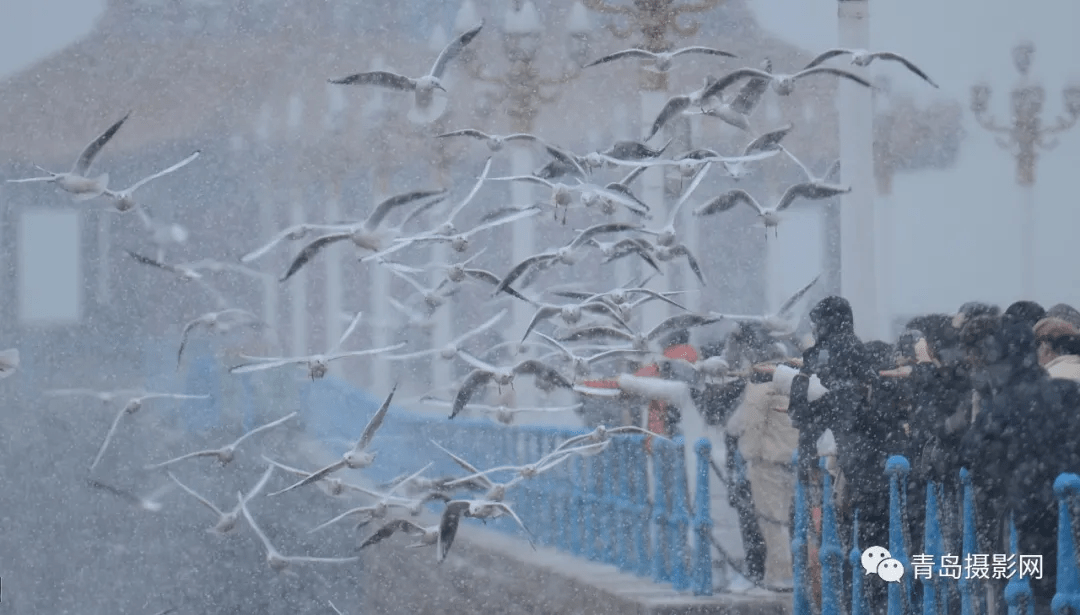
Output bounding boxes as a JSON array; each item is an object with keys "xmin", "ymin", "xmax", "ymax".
[
  {"xmin": 144, "ymin": 411, "xmax": 297, "ymax": 469},
  {"xmin": 90, "ymin": 392, "xmax": 212, "ymax": 470},
  {"xmin": 329, "ymin": 21, "xmax": 484, "ymax": 124},
  {"xmin": 685, "ymin": 59, "xmax": 773, "ymax": 133},
  {"xmin": 358, "ymin": 519, "xmax": 442, "ymax": 552},
  {"xmin": 307, "ymin": 464, "xmax": 441, "ymax": 533},
  {"xmin": 7, "ymin": 111, "xmax": 130, "ymax": 200},
  {"xmin": 438, "ymin": 499, "xmax": 535, "ymax": 562},
  {"xmin": 418, "ymin": 396, "xmax": 581, "ymax": 425},
  {"xmin": 176, "ymin": 308, "xmax": 262, "ymax": 369},
  {"xmin": 804, "ymin": 48, "xmax": 939, "ymax": 88},
  {"xmin": 229, "ymin": 310, "xmax": 404, "ymax": 380},
  {"xmin": 277, "ymin": 189, "xmax": 446, "ymax": 281},
  {"xmin": 585, "ymin": 46, "xmax": 737, "ymax": 72},
  {"xmin": 707, "ymin": 275, "xmax": 821, "ymax": 336},
  {"xmin": 84, "ymin": 477, "xmax": 175, "ymax": 513},
  {"xmin": 558, "ymin": 313, "xmax": 722, "ymax": 353},
  {"xmin": 387, "ymin": 309, "xmax": 507, "ymax": 362},
  {"xmin": 261, "ymin": 455, "xmax": 366, "ymax": 499},
  {"xmin": 101, "ymin": 150, "xmax": 200, "ymax": 212},
  {"xmin": 167, "ymin": 464, "xmax": 275, "ymax": 534},
  {"xmin": 434, "ymin": 129, "xmax": 544, "ymax": 152},
  {"xmin": 781, "ymin": 147, "xmax": 843, "ymax": 193},
  {"xmin": 269, "ymin": 385, "xmax": 397, "ymax": 496},
  {"xmin": 450, "ymin": 352, "xmax": 574, "ymax": 419},
  {"xmin": 693, "ymin": 183, "xmax": 851, "ymax": 238},
  {"xmin": 124, "ymin": 250, "xmax": 230, "ymax": 307},
  {"xmin": 554, "ymin": 424, "xmax": 670, "ymax": 454},
  {"xmin": 533, "ymin": 332, "xmax": 649, "ymax": 381},
  {"xmin": 239, "ymin": 497, "xmax": 360, "ymax": 575}
]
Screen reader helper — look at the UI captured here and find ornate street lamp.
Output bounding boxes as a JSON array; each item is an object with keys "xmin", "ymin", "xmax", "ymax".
[{"xmin": 970, "ymin": 42, "xmax": 1080, "ymax": 300}]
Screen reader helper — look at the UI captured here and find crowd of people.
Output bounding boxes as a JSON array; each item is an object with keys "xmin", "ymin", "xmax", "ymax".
[{"xmin": 583, "ymin": 295, "xmax": 1080, "ymax": 614}]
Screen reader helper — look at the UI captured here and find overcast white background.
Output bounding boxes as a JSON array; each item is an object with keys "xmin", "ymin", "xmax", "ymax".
[{"xmin": 3, "ymin": 0, "xmax": 1080, "ymax": 335}]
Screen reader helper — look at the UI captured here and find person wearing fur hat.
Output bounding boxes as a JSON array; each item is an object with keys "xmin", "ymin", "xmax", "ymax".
[{"xmin": 1033, "ymin": 317, "xmax": 1080, "ymax": 381}]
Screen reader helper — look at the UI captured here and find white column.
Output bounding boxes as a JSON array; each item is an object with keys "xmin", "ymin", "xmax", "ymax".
[
  {"xmin": 682, "ymin": 114, "xmax": 702, "ymax": 313},
  {"xmin": 96, "ymin": 214, "xmax": 111, "ymax": 306},
  {"xmin": 431, "ymin": 242, "xmax": 452, "ymax": 391},
  {"xmin": 257, "ymin": 186, "xmax": 280, "ymax": 347},
  {"xmin": 1021, "ymin": 183, "xmax": 1035, "ymax": 301},
  {"xmin": 369, "ymin": 180, "xmax": 391, "ymax": 387},
  {"xmin": 837, "ymin": 0, "xmax": 880, "ymax": 339},
  {"xmin": 324, "ymin": 182, "xmax": 344, "ymax": 374},
  {"xmin": 640, "ymin": 90, "xmax": 671, "ymax": 327},
  {"xmin": 510, "ymin": 146, "xmax": 535, "ymax": 406}
]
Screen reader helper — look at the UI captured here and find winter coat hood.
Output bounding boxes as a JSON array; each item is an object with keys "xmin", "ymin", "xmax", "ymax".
[{"xmin": 809, "ymin": 296, "xmax": 854, "ymax": 342}]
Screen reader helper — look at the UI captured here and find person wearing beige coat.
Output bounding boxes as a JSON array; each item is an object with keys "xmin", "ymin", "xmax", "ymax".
[{"xmin": 1033, "ymin": 318, "xmax": 1080, "ymax": 383}]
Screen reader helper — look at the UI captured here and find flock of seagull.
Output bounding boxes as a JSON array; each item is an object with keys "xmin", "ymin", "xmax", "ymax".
[{"xmin": 3, "ymin": 15, "xmax": 939, "ymax": 613}]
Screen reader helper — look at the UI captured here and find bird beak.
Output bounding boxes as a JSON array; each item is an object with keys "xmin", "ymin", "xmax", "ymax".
[{"xmin": 435, "ymin": 83, "xmax": 448, "ymax": 93}]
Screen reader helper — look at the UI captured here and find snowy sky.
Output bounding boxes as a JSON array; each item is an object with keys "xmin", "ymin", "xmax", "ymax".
[{"xmin": 3, "ymin": 0, "xmax": 1080, "ymax": 336}]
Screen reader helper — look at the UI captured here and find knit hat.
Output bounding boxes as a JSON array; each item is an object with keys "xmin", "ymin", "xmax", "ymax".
[{"xmin": 1033, "ymin": 317, "xmax": 1080, "ymax": 343}]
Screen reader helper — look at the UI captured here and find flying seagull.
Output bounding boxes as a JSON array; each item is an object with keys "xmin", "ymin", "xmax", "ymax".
[
  {"xmin": 91, "ymin": 392, "xmax": 212, "ymax": 470},
  {"xmin": 329, "ymin": 21, "xmax": 484, "ymax": 124},
  {"xmin": 434, "ymin": 129, "xmax": 544, "ymax": 152},
  {"xmin": 176, "ymin": 308, "xmax": 262, "ymax": 369},
  {"xmin": 167, "ymin": 464, "xmax": 275, "ymax": 534},
  {"xmin": 450, "ymin": 352, "xmax": 573, "ymax": 419},
  {"xmin": 239, "ymin": 497, "xmax": 359, "ymax": 575},
  {"xmin": 804, "ymin": 48, "xmax": 939, "ymax": 88},
  {"xmin": 269, "ymin": 385, "xmax": 397, "ymax": 496},
  {"xmin": 693, "ymin": 183, "xmax": 851, "ymax": 237},
  {"xmin": 7, "ymin": 111, "xmax": 131, "ymax": 200},
  {"xmin": 102, "ymin": 150, "xmax": 200, "ymax": 212},
  {"xmin": 144, "ymin": 411, "xmax": 297, "ymax": 469},
  {"xmin": 585, "ymin": 46, "xmax": 737, "ymax": 72}
]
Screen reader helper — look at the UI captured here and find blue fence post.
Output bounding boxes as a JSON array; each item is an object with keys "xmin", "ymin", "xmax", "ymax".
[
  {"xmin": 613, "ymin": 438, "xmax": 630, "ymax": 572},
  {"xmin": 960, "ymin": 468, "xmax": 977, "ymax": 615},
  {"xmin": 922, "ymin": 482, "xmax": 945, "ymax": 615},
  {"xmin": 1005, "ymin": 515, "xmax": 1033, "ymax": 615},
  {"xmin": 570, "ymin": 453, "xmax": 586, "ymax": 556},
  {"xmin": 1051, "ymin": 474, "xmax": 1080, "ymax": 615},
  {"xmin": 851, "ymin": 511, "xmax": 864, "ymax": 615},
  {"xmin": 668, "ymin": 437, "xmax": 690, "ymax": 591},
  {"xmin": 692, "ymin": 438, "xmax": 713, "ymax": 596},
  {"xmin": 632, "ymin": 440, "xmax": 650, "ymax": 577},
  {"xmin": 820, "ymin": 457, "xmax": 844, "ymax": 615},
  {"xmin": 557, "ymin": 429, "xmax": 574, "ymax": 553},
  {"xmin": 652, "ymin": 441, "xmax": 671, "ymax": 583},
  {"xmin": 885, "ymin": 456, "xmax": 912, "ymax": 615},
  {"xmin": 584, "ymin": 452, "xmax": 600, "ymax": 561},
  {"xmin": 601, "ymin": 442, "xmax": 621, "ymax": 565},
  {"xmin": 792, "ymin": 451, "xmax": 812, "ymax": 615}
]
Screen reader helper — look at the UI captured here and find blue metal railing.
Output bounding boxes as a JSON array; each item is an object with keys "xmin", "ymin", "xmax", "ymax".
[{"xmin": 791, "ymin": 454, "xmax": 1080, "ymax": 615}]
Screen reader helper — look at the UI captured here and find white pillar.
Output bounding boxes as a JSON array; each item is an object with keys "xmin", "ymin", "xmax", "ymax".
[
  {"xmin": 369, "ymin": 180, "xmax": 391, "ymax": 387},
  {"xmin": 288, "ymin": 194, "xmax": 308, "ymax": 358},
  {"xmin": 257, "ymin": 187, "xmax": 280, "ymax": 348},
  {"xmin": 1021, "ymin": 183, "xmax": 1035, "ymax": 301},
  {"xmin": 682, "ymin": 114, "xmax": 703, "ymax": 313},
  {"xmin": 837, "ymin": 0, "xmax": 880, "ymax": 339},
  {"xmin": 324, "ymin": 183, "xmax": 344, "ymax": 373},
  {"xmin": 510, "ymin": 146, "xmax": 535, "ymax": 406},
  {"xmin": 431, "ymin": 242, "xmax": 452, "ymax": 391},
  {"xmin": 640, "ymin": 90, "xmax": 671, "ymax": 328}
]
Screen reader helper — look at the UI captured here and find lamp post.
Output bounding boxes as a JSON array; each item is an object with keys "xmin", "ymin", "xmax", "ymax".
[
  {"xmin": 836, "ymin": 0, "xmax": 880, "ymax": 339},
  {"xmin": 582, "ymin": 0, "xmax": 722, "ymax": 320},
  {"xmin": 457, "ymin": 0, "xmax": 591, "ymax": 357},
  {"xmin": 970, "ymin": 42, "xmax": 1080, "ymax": 302}
]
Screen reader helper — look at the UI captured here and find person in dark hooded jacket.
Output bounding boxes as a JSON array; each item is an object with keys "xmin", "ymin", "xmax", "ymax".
[
  {"xmin": 1004, "ymin": 300, "xmax": 1047, "ymax": 330},
  {"xmin": 959, "ymin": 314, "xmax": 1080, "ymax": 615}
]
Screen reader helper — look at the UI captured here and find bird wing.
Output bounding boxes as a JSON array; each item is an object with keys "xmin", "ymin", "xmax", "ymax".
[
  {"xmin": 728, "ymin": 67, "xmax": 773, "ymax": 115},
  {"xmin": 694, "ymin": 189, "xmax": 762, "ymax": 217},
  {"xmin": 492, "ymin": 502, "xmax": 536, "ymax": 546},
  {"xmin": 261, "ymin": 455, "xmax": 315, "ymax": 479},
  {"xmin": 646, "ymin": 312, "xmax": 720, "ymax": 342},
  {"xmin": 802, "ymin": 48, "xmax": 854, "ymax": 70},
  {"xmin": 669, "ymin": 245, "xmax": 706, "ymax": 286},
  {"xmin": 776, "ymin": 182, "xmax": 834, "ymax": 212},
  {"xmin": 269, "ymin": 460, "xmax": 347, "ymax": 496},
  {"xmin": 610, "ymin": 425, "xmax": 671, "ymax": 440},
  {"xmin": 532, "ymin": 331, "xmax": 575, "ymax": 361},
  {"xmin": 487, "ymin": 175, "xmax": 553, "ymax": 190},
  {"xmin": 84, "ymin": 477, "xmax": 143, "ymax": 507},
  {"xmin": 503, "ymin": 133, "xmax": 545, "ymax": 144},
  {"xmin": 357, "ymin": 384, "xmax": 398, "ymax": 451},
  {"xmin": 366, "ymin": 189, "xmax": 445, "ymax": 231},
  {"xmin": 166, "ymin": 472, "xmax": 225, "ymax": 517},
  {"xmin": 744, "ymin": 123, "xmax": 793, "ymax": 156},
  {"xmin": 780, "ymin": 145, "xmax": 816, "ymax": 181},
  {"xmin": 455, "ymin": 308, "xmax": 508, "ymax": 345},
  {"xmin": 568, "ymin": 222, "xmax": 642, "ymax": 251},
  {"xmin": 777, "ymin": 274, "xmax": 821, "ymax": 317},
  {"xmin": 671, "ymin": 46, "xmax": 738, "ymax": 59},
  {"xmin": 626, "ymin": 288, "xmax": 688, "ymax": 311},
  {"xmin": 228, "ymin": 357, "xmax": 308, "ymax": 374},
  {"xmin": 238, "ymin": 500, "xmax": 278, "ymax": 555},
  {"xmin": 513, "ymin": 360, "xmax": 573, "ymax": 389},
  {"xmin": 438, "ymin": 501, "xmax": 471, "ymax": 562},
  {"xmin": 144, "ymin": 448, "xmax": 222, "ymax": 470},
  {"xmin": 176, "ymin": 317, "xmax": 208, "ymax": 368},
  {"xmin": 871, "ymin": 51, "xmax": 939, "ymax": 88},
  {"xmin": 360, "ymin": 519, "xmax": 426, "ymax": 549},
  {"xmin": 125, "ymin": 250, "xmax": 181, "ymax": 275},
  {"xmin": 585, "ymin": 48, "xmax": 655, "ymax": 68},
  {"xmin": 329, "ymin": 310, "xmax": 365, "ymax": 355},
  {"xmin": 795, "ymin": 66, "xmax": 873, "ymax": 89},
  {"xmin": 645, "ymin": 95, "xmax": 690, "ymax": 141},
  {"xmin": 701, "ymin": 67, "xmax": 773, "ymax": 103},
  {"xmin": 446, "ymin": 157, "xmax": 492, "ymax": 224},
  {"xmin": 240, "ymin": 223, "xmax": 346, "ymax": 263},
  {"xmin": 280, "ymin": 233, "xmax": 352, "ymax": 282},
  {"xmin": 521, "ymin": 305, "xmax": 561, "ymax": 343},
  {"xmin": 494, "ymin": 252, "xmax": 557, "ymax": 296},
  {"xmin": 435, "ymin": 128, "xmax": 491, "ymax": 140},
  {"xmin": 230, "ymin": 411, "xmax": 297, "ymax": 449},
  {"xmin": 72, "ymin": 111, "xmax": 131, "ymax": 176},
  {"xmin": 451, "ymin": 370, "xmax": 495, "ymax": 419},
  {"xmin": 430, "ymin": 440, "xmax": 493, "ymax": 488},
  {"xmin": 284, "ymin": 555, "xmax": 360, "ymax": 565},
  {"xmin": 558, "ymin": 326, "xmax": 634, "ymax": 344},
  {"xmin": 543, "ymin": 144, "xmax": 588, "ymax": 179},
  {"xmin": 430, "ymin": 20, "xmax": 484, "ymax": 79},
  {"xmin": 669, "ymin": 162, "xmax": 714, "ymax": 225},
  {"xmin": 90, "ymin": 407, "xmax": 128, "ymax": 471},
  {"xmin": 328, "ymin": 71, "xmax": 417, "ymax": 91},
  {"xmin": 462, "ymin": 206, "xmax": 540, "ymax": 238},
  {"xmin": 125, "ymin": 150, "xmax": 201, "ymax": 193}
]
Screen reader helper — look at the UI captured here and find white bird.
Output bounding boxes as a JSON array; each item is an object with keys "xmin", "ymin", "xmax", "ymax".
[
  {"xmin": 90, "ymin": 392, "xmax": 212, "ymax": 470},
  {"xmin": 307, "ymin": 465, "xmax": 438, "ymax": 534},
  {"xmin": 0, "ymin": 348, "xmax": 19, "ymax": 378},
  {"xmin": 438, "ymin": 499, "xmax": 535, "ymax": 562},
  {"xmin": 131, "ymin": 205, "xmax": 189, "ymax": 261},
  {"xmin": 101, "ymin": 150, "xmax": 200, "ymax": 212},
  {"xmin": 804, "ymin": 48, "xmax": 939, "ymax": 88},
  {"xmin": 450, "ymin": 352, "xmax": 574, "ymax": 419},
  {"xmin": 7, "ymin": 112, "xmax": 130, "ymax": 200},
  {"xmin": 239, "ymin": 497, "xmax": 360, "ymax": 575},
  {"xmin": 167, "ymin": 464, "xmax": 275, "ymax": 534},
  {"xmin": 446, "ymin": 445, "xmax": 598, "ymax": 488},
  {"xmin": 532, "ymin": 332, "xmax": 649, "ymax": 380},
  {"xmin": 558, "ymin": 312, "xmax": 722, "ymax": 353},
  {"xmin": 270, "ymin": 385, "xmax": 397, "ymax": 496},
  {"xmin": 329, "ymin": 21, "xmax": 484, "ymax": 124},
  {"xmin": 586, "ymin": 46, "xmax": 737, "ymax": 72},
  {"xmin": 376, "ymin": 207, "xmax": 541, "ymax": 260},
  {"xmin": 241, "ymin": 222, "xmax": 370, "ymax": 264},
  {"xmin": 671, "ymin": 123, "xmax": 792, "ymax": 181},
  {"xmin": 434, "ymin": 129, "xmax": 544, "ymax": 151},
  {"xmin": 43, "ymin": 387, "xmax": 145, "ymax": 405},
  {"xmin": 84, "ymin": 477, "xmax": 175, "ymax": 513},
  {"xmin": 261, "ymin": 455, "xmax": 365, "ymax": 498},
  {"xmin": 277, "ymin": 189, "xmax": 446, "ymax": 281},
  {"xmin": 693, "ymin": 183, "xmax": 851, "ymax": 237},
  {"xmin": 781, "ymin": 146, "xmax": 843, "ymax": 192},
  {"xmin": 124, "ymin": 250, "xmax": 229, "ymax": 307},
  {"xmin": 686, "ymin": 59, "xmax": 774, "ymax": 132},
  {"xmin": 388, "ymin": 309, "xmax": 507, "ymax": 362},
  {"xmin": 419, "ymin": 395, "xmax": 581, "ymax": 425},
  {"xmin": 358, "ymin": 519, "xmax": 441, "ymax": 551},
  {"xmin": 144, "ymin": 411, "xmax": 297, "ymax": 469},
  {"xmin": 429, "ymin": 440, "xmax": 519, "ymax": 502},
  {"xmin": 707, "ymin": 275, "xmax": 821, "ymax": 336},
  {"xmin": 519, "ymin": 299, "xmax": 631, "ymax": 343},
  {"xmin": 555, "ymin": 424, "xmax": 670, "ymax": 454},
  {"xmin": 177, "ymin": 308, "xmax": 263, "ymax": 368},
  {"xmin": 640, "ymin": 162, "xmax": 712, "ymax": 248},
  {"xmin": 229, "ymin": 311, "xmax": 404, "ymax": 380}
]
